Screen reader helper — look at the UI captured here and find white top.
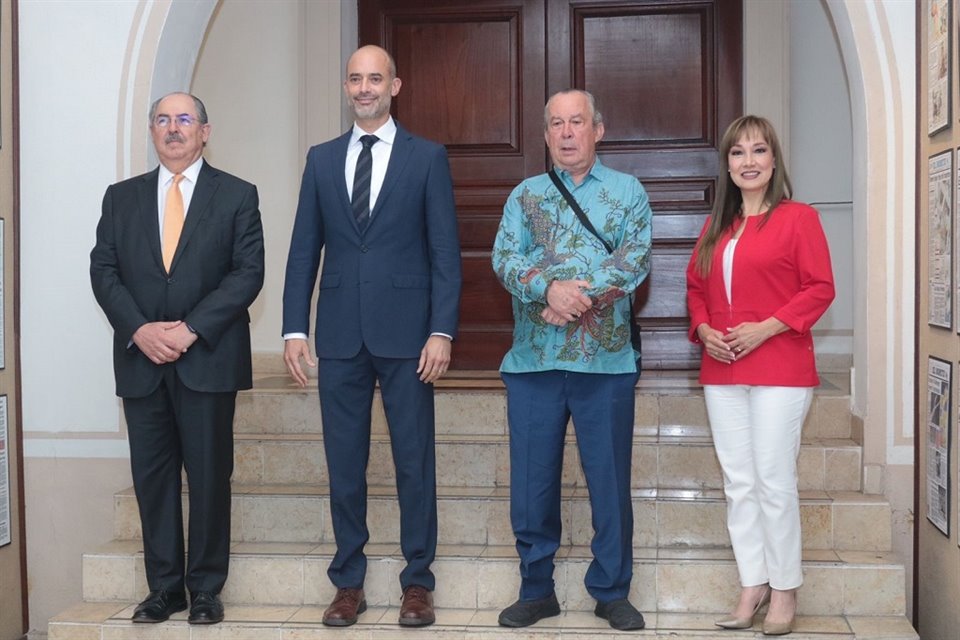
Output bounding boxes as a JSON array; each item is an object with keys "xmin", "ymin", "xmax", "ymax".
[{"xmin": 723, "ymin": 238, "xmax": 738, "ymax": 305}]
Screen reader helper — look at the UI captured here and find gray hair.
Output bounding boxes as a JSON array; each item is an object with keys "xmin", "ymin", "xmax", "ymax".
[
  {"xmin": 148, "ymin": 92, "xmax": 209, "ymax": 125},
  {"xmin": 543, "ymin": 89, "xmax": 603, "ymax": 130}
]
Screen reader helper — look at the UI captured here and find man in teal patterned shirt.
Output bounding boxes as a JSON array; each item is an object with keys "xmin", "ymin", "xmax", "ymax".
[{"xmin": 493, "ymin": 89, "xmax": 652, "ymax": 631}]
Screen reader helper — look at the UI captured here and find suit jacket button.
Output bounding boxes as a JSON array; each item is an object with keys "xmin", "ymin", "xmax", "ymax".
[
  {"xmin": 360, "ymin": 245, "xmax": 368, "ymax": 253},
  {"xmin": 167, "ymin": 278, "xmax": 175, "ymax": 284}
]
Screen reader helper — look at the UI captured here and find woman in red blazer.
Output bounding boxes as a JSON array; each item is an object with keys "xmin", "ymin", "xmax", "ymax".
[{"xmin": 686, "ymin": 116, "xmax": 835, "ymax": 636}]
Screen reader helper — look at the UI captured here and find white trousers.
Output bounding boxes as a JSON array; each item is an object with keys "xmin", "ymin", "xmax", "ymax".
[{"xmin": 704, "ymin": 385, "xmax": 814, "ymax": 590}]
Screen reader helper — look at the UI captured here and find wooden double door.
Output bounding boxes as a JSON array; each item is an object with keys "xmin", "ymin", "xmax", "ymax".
[{"xmin": 360, "ymin": 0, "xmax": 742, "ymax": 370}]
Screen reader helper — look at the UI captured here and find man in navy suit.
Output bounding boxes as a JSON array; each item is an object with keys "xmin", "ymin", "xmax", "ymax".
[
  {"xmin": 282, "ymin": 45, "xmax": 461, "ymax": 628},
  {"xmin": 91, "ymin": 92, "xmax": 265, "ymax": 625}
]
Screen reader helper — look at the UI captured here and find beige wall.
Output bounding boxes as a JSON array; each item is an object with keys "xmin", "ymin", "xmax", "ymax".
[
  {"xmin": 192, "ymin": 0, "xmax": 347, "ymax": 357},
  {"xmin": 24, "ymin": 459, "xmax": 130, "ymax": 630},
  {"xmin": 917, "ymin": 1, "xmax": 960, "ymax": 636},
  {"xmin": 0, "ymin": 1, "xmax": 26, "ymax": 638}
]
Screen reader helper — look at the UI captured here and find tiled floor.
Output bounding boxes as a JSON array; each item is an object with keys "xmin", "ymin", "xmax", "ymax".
[{"xmin": 48, "ymin": 600, "xmax": 921, "ymax": 639}]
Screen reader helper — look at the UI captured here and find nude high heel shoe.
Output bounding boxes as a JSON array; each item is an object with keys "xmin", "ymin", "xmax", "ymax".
[
  {"xmin": 762, "ymin": 614, "xmax": 795, "ymax": 636},
  {"xmin": 715, "ymin": 585, "xmax": 771, "ymax": 629},
  {"xmin": 762, "ymin": 588, "xmax": 796, "ymax": 635}
]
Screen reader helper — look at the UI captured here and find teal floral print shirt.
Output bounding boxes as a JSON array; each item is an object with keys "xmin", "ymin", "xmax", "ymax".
[{"xmin": 493, "ymin": 159, "xmax": 653, "ymax": 373}]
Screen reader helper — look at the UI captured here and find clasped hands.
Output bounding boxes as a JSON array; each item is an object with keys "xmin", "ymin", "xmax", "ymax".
[
  {"xmin": 696, "ymin": 318, "xmax": 787, "ymax": 364},
  {"xmin": 132, "ymin": 320, "xmax": 198, "ymax": 365},
  {"xmin": 541, "ymin": 279, "xmax": 593, "ymax": 327}
]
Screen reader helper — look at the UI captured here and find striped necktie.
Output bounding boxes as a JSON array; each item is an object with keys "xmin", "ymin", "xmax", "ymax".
[{"xmin": 351, "ymin": 134, "xmax": 379, "ymax": 230}]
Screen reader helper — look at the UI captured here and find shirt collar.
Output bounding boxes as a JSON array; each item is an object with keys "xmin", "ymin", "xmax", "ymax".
[
  {"xmin": 159, "ymin": 156, "xmax": 204, "ymax": 186},
  {"xmin": 554, "ymin": 157, "xmax": 606, "ymax": 186},
  {"xmin": 350, "ymin": 117, "xmax": 397, "ymax": 147}
]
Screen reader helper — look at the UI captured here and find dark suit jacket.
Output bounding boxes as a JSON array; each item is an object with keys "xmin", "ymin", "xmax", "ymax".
[
  {"xmin": 282, "ymin": 124, "xmax": 461, "ymax": 359},
  {"xmin": 90, "ymin": 161, "xmax": 265, "ymax": 397}
]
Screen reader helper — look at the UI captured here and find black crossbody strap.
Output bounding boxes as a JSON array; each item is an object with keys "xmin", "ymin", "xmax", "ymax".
[
  {"xmin": 547, "ymin": 170, "xmax": 642, "ymax": 365},
  {"xmin": 548, "ymin": 169, "xmax": 614, "ymax": 254}
]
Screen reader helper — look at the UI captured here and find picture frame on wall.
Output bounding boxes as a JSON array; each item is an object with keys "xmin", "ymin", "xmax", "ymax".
[
  {"xmin": 927, "ymin": 357, "xmax": 952, "ymax": 536},
  {"xmin": 0, "ymin": 396, "xmax": 9, "ymax": 547},
  {"xmin": 929, "ymin": 0, "xmax": 952, "ymax": 135},
  {"xmin": 929, "ymin": 150, "xmax": 952, "ymax": 327},
  {"xmin": 0, "ymin": 219, "xmax": 5, "ymax": 369}
]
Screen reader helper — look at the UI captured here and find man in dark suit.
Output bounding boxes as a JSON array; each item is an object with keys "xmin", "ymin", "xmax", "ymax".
[
  {"xmin": 282, "ymin": 45, "xmax": 461, "ymax": 628},
  {"xmin": 90, "ymin": 92, "xmax": 264, "ymax": 626}
]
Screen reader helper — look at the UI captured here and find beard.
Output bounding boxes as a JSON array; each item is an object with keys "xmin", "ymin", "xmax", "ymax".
[{"xmin": 348, "ymin": 93, "xmax": 391, "ymax": 121}]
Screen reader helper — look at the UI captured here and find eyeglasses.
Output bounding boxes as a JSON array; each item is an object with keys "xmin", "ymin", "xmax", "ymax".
[{"xmin": 153, "ymin": 114, "xmax": 202, "ymax": 128}]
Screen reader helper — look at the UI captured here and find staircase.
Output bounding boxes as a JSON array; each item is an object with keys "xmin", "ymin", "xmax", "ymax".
[{"xmin": 48, "ymin": 369, "xmax": 919, "ymax": 638}]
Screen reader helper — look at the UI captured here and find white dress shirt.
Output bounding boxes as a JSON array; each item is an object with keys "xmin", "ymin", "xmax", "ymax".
[{"xmin": 345, "ymin": 117, "xmax": 397, "ymax": 214}]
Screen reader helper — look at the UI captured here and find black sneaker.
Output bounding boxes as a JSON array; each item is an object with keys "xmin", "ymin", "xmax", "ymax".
[
  {"xmin": 498, "ymin": 592, "xmax": 561, "ymax": 627},
  {"xmin": 595, "ymin": 598, "xmax": 645, "ymax": 630}
]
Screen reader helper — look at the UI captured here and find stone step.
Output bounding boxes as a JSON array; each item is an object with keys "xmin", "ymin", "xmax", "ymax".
[
  {"xmin": 234, "ymin": 382, "xmax": 854, "ymax": 441},
  {"xmin": 113, "ymin": 486, "xmax": 892, "ymax": 552},
  {"xmin": 231, "ymin": 433, "xmax": 862, "ymax": 492},
  {"xmin": 81, "ymin": 541, "xmax": 907, "ymax": 617},
  {"xmin": 48, "ymin": 601, "xmax": 919, "ymax": 639}
]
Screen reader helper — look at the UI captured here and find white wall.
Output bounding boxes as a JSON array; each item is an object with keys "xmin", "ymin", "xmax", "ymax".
[
  {"xmin": 17, "ymin": 0, "xmax": 345, "ymax": 631},
  {"xmin": 790, "ymin": 0, "xmax": 855, "ymax": 355},
  {"xmin": 19, "ymin": 3, "xmax": 149, "ymax": 628},
  {"xmin": 19, "ymin": 1, "xmax": 139, "ymax": 436}
]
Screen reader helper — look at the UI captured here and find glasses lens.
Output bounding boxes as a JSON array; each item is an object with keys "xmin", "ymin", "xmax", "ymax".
[{"xmin": 154, "ymin": 115, "xmax": 197, "ymax": 127}]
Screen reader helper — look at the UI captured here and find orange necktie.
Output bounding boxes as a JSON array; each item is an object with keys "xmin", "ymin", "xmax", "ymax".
[{"xmin": 161, "ymin": 174, "xmax": 185, "ymax": 272}]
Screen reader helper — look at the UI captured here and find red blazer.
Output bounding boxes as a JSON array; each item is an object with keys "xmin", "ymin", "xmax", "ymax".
[{"xmin": 686, "ymin": 200, "xmax": 835, "ymax": 386}]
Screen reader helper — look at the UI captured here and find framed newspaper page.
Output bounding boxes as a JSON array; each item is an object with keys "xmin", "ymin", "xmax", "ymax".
[
  {"xmin": 929, "ymin": 150, "xmax": 952, "ymax": 327},
  {"xmin": 929, "ymin": 0, "xmax": 951, "ymax": 135},
  {"xmin": 0, "ymin": 396, "xmax": 9, "ymax": 547},
  {"xmin": 927, "ymin": 357, "xmax": 952, "ymax": 536}
]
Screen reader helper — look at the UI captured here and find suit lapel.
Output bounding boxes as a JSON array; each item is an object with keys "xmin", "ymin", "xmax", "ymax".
[
  {"xmin": 333, "ymin": 131, "xmax": 353, "ymax": 222},
  {"xmin": 170, "ymin": 161, "xmax": 219, "ymax": 272},
  {"xmin": 137, "ymin": 169, "xmax": 164, "ymax": 272},
  {"xmin": 368, "ymin": 126, "xmax": 413, "ymax": 231}
]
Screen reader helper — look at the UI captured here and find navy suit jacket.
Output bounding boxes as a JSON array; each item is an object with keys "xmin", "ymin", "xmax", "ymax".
[
  {"xmin": 282, "ymin": 124, "xmax": 461, "ymax": 359},
  {"xmin": 90, "ymin": 161, "xmax": 265, "ymax": 397}
]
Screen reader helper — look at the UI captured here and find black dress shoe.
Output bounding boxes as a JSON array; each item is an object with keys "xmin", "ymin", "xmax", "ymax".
[
  {"xmin": 498, "ymin": 592, "xmax": 561, "ymax": 627},
  {"xmin": 188, "ymin": 591, "xmax": 224, "ymax": 625},
  {"xmin": 595, "ymin": 598, "xmax": 645, "ymax": 630},
  {"xmin": 131, "ymin": 590, "xmax": 187, "ymax": 623}
]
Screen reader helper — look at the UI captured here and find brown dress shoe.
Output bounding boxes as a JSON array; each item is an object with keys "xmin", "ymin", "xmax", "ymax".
[
  {"xmin": 322, "ymin": 588, "xmax": 366, "ymax": 627},
  {"xmin": 399, "ymin": 585, "xmax": 435, "ymax": 626}
]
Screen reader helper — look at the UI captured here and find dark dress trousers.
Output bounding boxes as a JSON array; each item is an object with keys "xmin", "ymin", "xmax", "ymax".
[
  {"xmin": 90, "ymin": 161, "xmax": 265, "ymax": 595},
  {"xmin": 282, "ymin": 124, "xmax": 461, "ymax": 590}
]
